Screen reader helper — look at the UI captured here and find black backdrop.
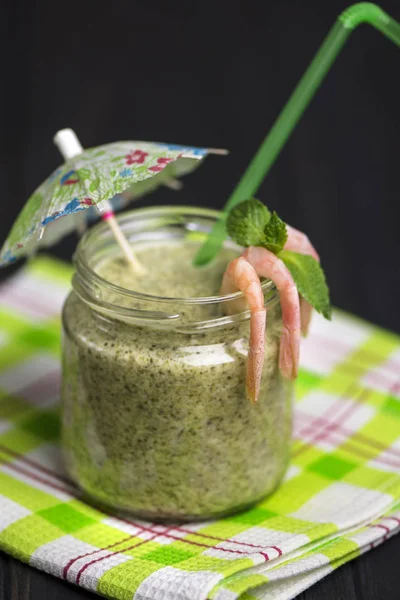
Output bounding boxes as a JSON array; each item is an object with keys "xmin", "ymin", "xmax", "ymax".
[{"xmin": 1, "ymin": 0, "xmax": 399, "ymax": 332}]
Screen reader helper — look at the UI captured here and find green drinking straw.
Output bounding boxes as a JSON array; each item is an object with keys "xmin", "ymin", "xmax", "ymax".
[{"xmin": 194, "ymin": 3, "xmax": 400, "ymax": 266}]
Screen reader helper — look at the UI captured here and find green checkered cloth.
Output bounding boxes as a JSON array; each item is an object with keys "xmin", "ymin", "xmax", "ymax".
[{"xmin": 0, "ymin": 257, "xmax": 399, "ymax": 600}]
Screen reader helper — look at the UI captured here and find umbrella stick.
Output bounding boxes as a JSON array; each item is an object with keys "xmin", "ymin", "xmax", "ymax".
[
  {"xmin": 53, "ymin": 129, "xmax": 145, "ymax": 274},
  {"xmin": 102, "ymin": 207, "xmax": 145, "ymax": 273},
  {"xmin": 163, "ymin": 177, "xmax": 184, "ymax": 191},
  {"xmin": 207, "ymin": 148, "xmax": 229, "ymax": 155}
]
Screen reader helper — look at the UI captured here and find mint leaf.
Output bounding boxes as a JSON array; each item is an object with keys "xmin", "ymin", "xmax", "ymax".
[
  {"xmin": 263, "ymin": 211, "xmax": 288, "ymax": 254},
  {"xmin": 280, "ymin": 250, "xmax": 332, "ymax": 319},
  {"xmin": 225, "ymin": 200, "xmax": 331, "ymax": 321},
  {"xmin": 226, "ymin": 199, "xmax": 271, "ymax": 247}
]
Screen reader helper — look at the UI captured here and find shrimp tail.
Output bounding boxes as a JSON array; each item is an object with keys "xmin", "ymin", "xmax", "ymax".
[
  {"xmin": 243, "ymin": 246, "xmax": 301, "ymax": 381},
  {"xmin": 220, "ymin": 257, "xmax": 266, "ymax": 404},
  {"xmin": 279, "ymin": 325, "xmax": 300, "ymax": 379},
  {"xmin": 285, "ymin": 225, "xmax": 319, "ymax": 337},
  {"xmin": 300, "ymin": 299, "xmax": 313, "ymax": 337},
  {"xmin": 246, "ymin": 308, "xmax": 267, "ymax": 403}
]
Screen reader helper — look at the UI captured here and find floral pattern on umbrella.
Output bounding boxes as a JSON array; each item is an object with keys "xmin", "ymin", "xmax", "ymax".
[{"xmin": 0, "ymin": 141, "xmax": 209, "ymax": 266}]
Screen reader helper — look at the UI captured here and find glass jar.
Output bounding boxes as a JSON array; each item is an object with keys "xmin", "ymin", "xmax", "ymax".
[{"xmin": 61, "ymin": 206, "xmax": 293, "ymax": 521}]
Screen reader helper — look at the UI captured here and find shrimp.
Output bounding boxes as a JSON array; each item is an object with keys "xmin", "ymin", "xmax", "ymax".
[
  {"xmin": 242, "ymin": 246, "xmax": 300, "ymax": 381},
  {"xmin": 220, "ymin": 257, "xmax": 266, "ymax": 403},
  {"xmin": 285, "ymin": 225, "xmax": 320, "ymax": 261},
  {"xmin": 285, "ymin": 225, "xmax": 320, "ymax": 336}
]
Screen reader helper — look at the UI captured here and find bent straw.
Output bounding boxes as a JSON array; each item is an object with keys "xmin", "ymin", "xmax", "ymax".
[
  {"xmin": 194, "ymin": 3, "xmax": 400, "ymax": 266},
  {"xmin": 54, "ymin": 129, "xmax": 145, "ymax": 274}
]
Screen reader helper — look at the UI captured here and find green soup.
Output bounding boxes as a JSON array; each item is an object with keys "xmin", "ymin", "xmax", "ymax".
[{"xmin": 61, "ymin": 240, "xmax": 292, "ymax": 520}]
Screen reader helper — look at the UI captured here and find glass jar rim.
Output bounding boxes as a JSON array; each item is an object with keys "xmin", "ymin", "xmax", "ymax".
[{"xmin": 72, "ymin": 205, "xmax": 278, "ymax": 327}]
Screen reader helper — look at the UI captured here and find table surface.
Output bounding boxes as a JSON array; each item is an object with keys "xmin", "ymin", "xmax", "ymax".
[
  {"xmin": 1, "ymin": 534, "xmax": 399, "ymax": 600},
  {"xmin": 0, "ymin": 267, "xmax": 398, "ymax": 600}
]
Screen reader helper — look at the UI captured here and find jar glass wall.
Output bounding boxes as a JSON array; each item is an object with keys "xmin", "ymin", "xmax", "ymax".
[{"xmin": 61, "ymin": 206, "xmax": 293, "ymax": 521}]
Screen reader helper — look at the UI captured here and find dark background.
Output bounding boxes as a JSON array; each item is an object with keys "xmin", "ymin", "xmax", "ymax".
[{"xmin": 1, "ymin": 0, "xmax": 400, "ymax": 332}]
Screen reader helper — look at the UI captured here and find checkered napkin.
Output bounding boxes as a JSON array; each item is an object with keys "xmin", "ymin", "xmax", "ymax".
[{"xmin": 0, "ymin": 257, "xmax": 399, "ymax": 600}]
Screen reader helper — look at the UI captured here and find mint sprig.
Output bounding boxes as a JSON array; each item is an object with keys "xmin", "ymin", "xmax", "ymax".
[
  {"xmin": 263, "ymin": 211, "xmax": 288, "ymax": 254},
  {"xmin": 226, "ymin": 199, "xmax": 331, "ymax": 320},
  {"xmin": 280, "ymin": 250, "xmax": 331, "ymax": 319},
  {"xmin": 226, "ymin": 199, "xmax": 270, "ymax": 248}
]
